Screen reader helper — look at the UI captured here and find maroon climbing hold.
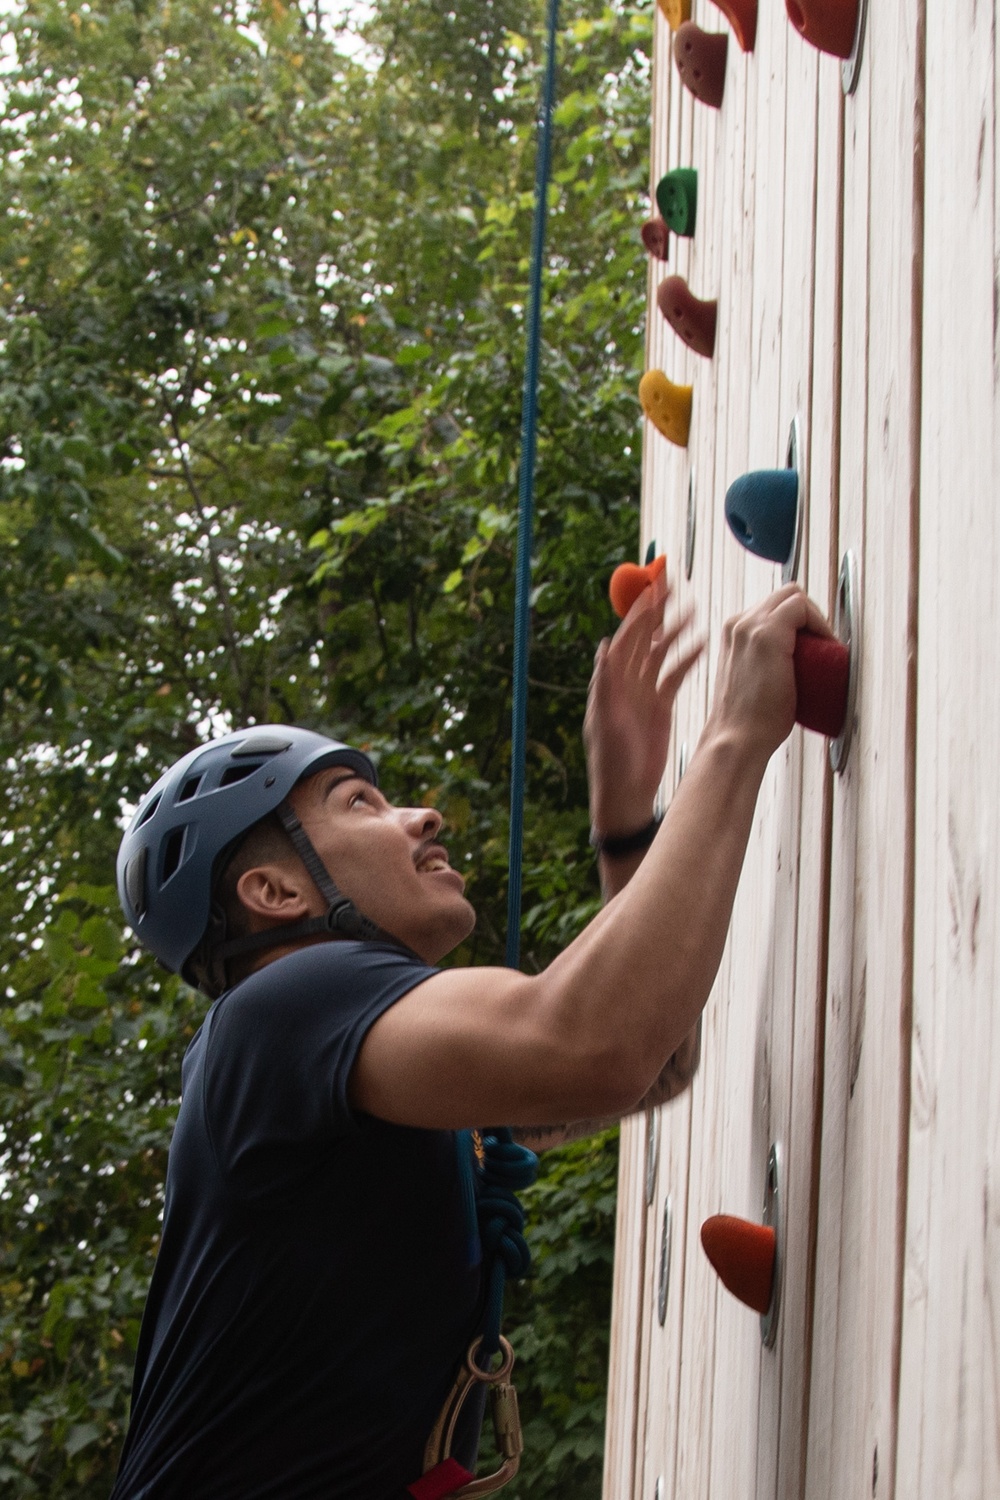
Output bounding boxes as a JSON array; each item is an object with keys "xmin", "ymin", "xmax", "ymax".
[
  {"xmin": 793, "ymin": 631, "xmax": 850, "ymax": 739},
  {"xmin": 709, "ymin": 0, "xmax": 756, "ymax": 52},
  {"xmin": 785, "ymin": 0, "xmax": 858, "ymax": 59},
  {"xmin": 641, "ymin": 215, "xmax": 671, "ymax": 261},
  {"xmin": 701, "ymin": 1215, "xmax": 776, "ymax": 1316},
  {"xmin": 656, "ymin": 275, "xmax": 717, "ymax": 359},
  {"xmin": 407, "ymin": 1459, "xmax": 476, "ymax": 1500},
  {"xmin": 673, "ymin": 22, "xmax": 728, "ymax": 109}
]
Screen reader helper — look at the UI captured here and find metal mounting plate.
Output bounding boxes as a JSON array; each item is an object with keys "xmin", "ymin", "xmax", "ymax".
[
  {"xmin": 842, "ymin": 0, "xmax": 869, "ymax": 96},
  {"xmin": 645, "ymin": 1108, "xmax": 660, "ymax": 1207},
  {"xmin": 780, "ymin": 415, "xmax": 804, "ymax": 584},
  {"xmin": 760, "ymin": 1143, "xmax": 783, "ymax": 1349},
  {"xmin": 829, "ymin": 549, "xmax": 860, "ymax": 774},
  {"xmin": 657, "ymin": 1193, "xmax": 672, "ymax": 1327}
]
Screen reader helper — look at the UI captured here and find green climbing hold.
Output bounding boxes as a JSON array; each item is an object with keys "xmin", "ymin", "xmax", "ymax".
[{"xmin": 656, "ymin": 168, "xmax": 698, "ymax": 238}]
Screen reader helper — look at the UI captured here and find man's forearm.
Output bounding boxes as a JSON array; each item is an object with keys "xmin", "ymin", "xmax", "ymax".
[{"xmin": 511, "ymin": 1017, "xmax": 701, "ymax": 1150}]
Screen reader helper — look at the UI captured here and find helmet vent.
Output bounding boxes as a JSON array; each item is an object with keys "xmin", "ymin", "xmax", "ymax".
[
  {"xmin": 136, "ymin": 792, "xmax": 162, "ymax": 828},
  {"xmin": 231, "ymin": 734, "xmax": 293, "ymax": 757},
  {"xmin": 177, "ymin": 774, "xmax": 204, "ymax": 803},
  {"xmin": 219, "ymin": 762, "xmax": 260, "ymax": 788},
  {"xmin": 124, "ymin": 848, "xmax": 148, "ymax": 917},
  {"xmin": 161, "ymin": 827, "xmax": 186, "ymax": 882}
]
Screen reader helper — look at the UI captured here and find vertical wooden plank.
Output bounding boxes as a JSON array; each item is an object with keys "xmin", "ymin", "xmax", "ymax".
[
  {"xmin": 805, "ymin": 0, "xmax": 923, "ymax": 1493},
  {"xmin": 896, "ymin": 1, "xmax": 1000, "ymax": 1494},
  {"xmin": 603, "ymin": 11, "xmax": 676, "ymax": 1496},
  {"xmin": 603, "ymin": 1110, "xmax": 652, "ymax": 1499}
]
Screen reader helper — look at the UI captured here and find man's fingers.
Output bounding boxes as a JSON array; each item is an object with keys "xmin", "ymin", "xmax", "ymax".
[
  {"xmin": 768, "ymin": 587, "xmax": 835, "ymax": 641},
  {"xmin": 642, "ymin": 603, "xmax": 698, "ymax": 680},
  {"xmin": 657, "ymin": 634, "xmax": 706, "ymax": 697}
]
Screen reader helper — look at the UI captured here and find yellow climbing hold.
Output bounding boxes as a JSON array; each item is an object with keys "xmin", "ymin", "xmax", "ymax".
[
  {"xmin": 656, "ymin": 0, "xmax": 692, "ymax": 28},
  {"xmin": 639, "ymin": 370, "xmax": 692, "ymax": 448}
]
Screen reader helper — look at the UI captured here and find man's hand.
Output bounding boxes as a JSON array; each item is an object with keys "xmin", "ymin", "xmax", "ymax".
[
  {"xmin": 707, "ymin": 583, "xmax": 834, "ymax": 764},
  {"xmin": 584, "ymin": 566, "xmax": 704, "ymax": 839}
]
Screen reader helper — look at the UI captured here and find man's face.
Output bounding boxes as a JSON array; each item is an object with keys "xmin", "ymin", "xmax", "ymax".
[{"xmin": 285, "ymin": 767, "xmax": 476, "ymax": 964}]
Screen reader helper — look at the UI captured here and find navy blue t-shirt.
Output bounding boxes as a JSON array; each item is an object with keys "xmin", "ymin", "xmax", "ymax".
[{"xmin": 111, "ymin": 942, "xmax": 485, "ymax": 1500}]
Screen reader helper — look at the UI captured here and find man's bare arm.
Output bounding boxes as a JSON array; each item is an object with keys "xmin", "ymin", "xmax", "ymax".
[{"xmin": 510, "ymin": 1018, "xmax": 701, "ymax": 1150}]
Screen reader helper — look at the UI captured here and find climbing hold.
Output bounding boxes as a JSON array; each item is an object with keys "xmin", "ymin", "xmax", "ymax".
[
  {"xmin": 639, "ymin": 370, "xmax": 693, "ymax": 448},
  {"xmin": 609, "ymin": 554, "xmax": 667, "ymax": 619},
  {"xmin": 641, "ymin": 216, "xmax": 671, "ymax": 261},
  {"xmin": 655, "ymin": 168, "xmax": 697, "ymax": 238},
  {"xmin": 657, "ymin": 275, "xmax": 717, "ymax": 359},
  {"xmin": 709, "ymin": 0, "xmax": 756, "ymax": 52},
  {"xmin": 407, "ymin": 1459, "xmax": 476, "ymax": 1500},
  {"xmin": 656, "ymin": 0, "xmax": 692, "ymax": 28},
  {"xmin": 794, "ymin": 632, "xmax": 849, "ymax": 739},
  {"xmin": 724, "ymin": 469, "xmax": 799, "ymax": 567},
  {"xmin": 674, "ymin": 23, "xmax": 728, "ymax": 109},
  {"xmin": 700, "ymin": 1214, "xmax": 776, "ymax": 1316},
  {"xmin": 644, "ymin": 539, "xmax": 658, "ymax": 566},
  {"xmin": 785, "ymin": 0, "xmax": 858, "ymax": 58}
]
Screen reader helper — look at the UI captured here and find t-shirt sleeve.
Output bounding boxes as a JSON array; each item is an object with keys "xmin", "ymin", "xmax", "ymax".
[{"xmin": 200, "ymin": 942, "xmax": 438, "ymax": 1184}]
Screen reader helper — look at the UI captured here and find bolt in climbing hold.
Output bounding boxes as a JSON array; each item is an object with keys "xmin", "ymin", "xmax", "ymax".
[
  {"xmin": 609, "ymin": 553, "xmax": 667, "ymax": 619},
  {"xmin": 701, "ymin": 1216, "xmax": 776, "ymax": 1315},
  {"xmin": 724, "ymin": 468, "xmax": 800, "ymax": 566},
  {"xmin": 639, "ymin": 370, "xmax": 693, "ymax": 448},
  {"xmin": 673, "ymin": 23, "xmax": 728, "ymax": 109},
  {"xmin": 656, "ymin": 0, "xmax": 692, "ymax": 28},
  {"xmin": 655, "ymin": 169, "xmax": 697, "ymax": 238},
  {"xmin": 793, "ymin": 632, "xmax": 850, "ymax": 739},
  {"xmin": 657, "ymin": 275, "xmax": 717, "ymax": 359},
  {"xmin": 709, "ymin": 0, "xmax": 756, "ymax": 52},
  {"xmin": 641, "ymin": 216, "xmax": 671, "ymax": 262},
  {"xmin": 785, "ymin": 0, "xmax": 859, "ymax": 59}
]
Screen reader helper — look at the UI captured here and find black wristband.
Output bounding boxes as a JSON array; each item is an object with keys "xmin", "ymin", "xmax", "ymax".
[{"xmin": 589, "ymin": 814, "xmax": 663, "ymax": 858}]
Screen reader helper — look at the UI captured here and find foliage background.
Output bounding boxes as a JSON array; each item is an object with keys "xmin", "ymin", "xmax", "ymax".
[{"xmin": 0, "ymin": 0, "xmax": 650, "ymax": 1492}]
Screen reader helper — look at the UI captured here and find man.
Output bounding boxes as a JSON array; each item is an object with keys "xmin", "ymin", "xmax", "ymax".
[{"xmin": 110, "ymin": 576, "xmax": 831, "ymax": 1499}]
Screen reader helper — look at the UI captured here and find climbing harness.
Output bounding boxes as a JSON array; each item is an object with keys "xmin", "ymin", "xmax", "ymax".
[{"xmin": 409, "ymin": 1130, "xmax": 537, "ymax": 1500}]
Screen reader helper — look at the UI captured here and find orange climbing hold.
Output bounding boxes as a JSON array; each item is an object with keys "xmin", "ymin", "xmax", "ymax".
[
  {"xmin": 700, "ymin": 1214, "xmax": 776, "ymax": 1315},
  {"xmin": 639, "ymin": 370, "xmax": 692, "ymax": 448},
  {"xmin": 709, "ymin": 0, "xmax": 756, "ymax": 52},
  {"xmin": 609, "ymin": 554, "xmax": 667, "ymax": 619}
]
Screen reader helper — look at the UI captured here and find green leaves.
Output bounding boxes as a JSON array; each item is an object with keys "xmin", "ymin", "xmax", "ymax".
[{"xmin": 0, "ymin": 0, "xmax": 652, "ymax": 1490}]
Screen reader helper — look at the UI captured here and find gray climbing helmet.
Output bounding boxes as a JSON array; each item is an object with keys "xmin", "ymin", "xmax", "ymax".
[{"xmin": 117, "ymin": 725, "xmax": 381, "ymax": 985}]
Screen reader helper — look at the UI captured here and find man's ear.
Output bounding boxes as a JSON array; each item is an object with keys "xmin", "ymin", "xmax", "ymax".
[{"xmin": 236, "ymin": 864, "xmax": 313, "ymax": 924}]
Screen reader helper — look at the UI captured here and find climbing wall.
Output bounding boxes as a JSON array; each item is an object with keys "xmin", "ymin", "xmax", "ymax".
[{"xmin": 603, "ymin": 0, "xmax": 998, "ymax": 1496}]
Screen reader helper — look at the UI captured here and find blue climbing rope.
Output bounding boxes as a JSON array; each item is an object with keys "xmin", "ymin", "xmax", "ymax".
[
  {"xmin": 474, "ymin": 1130, "xmax": 537, "ymax": 1364},
  {"xmin": 505, "ymin": 0, "xmax": 561, "ymax": 973}
]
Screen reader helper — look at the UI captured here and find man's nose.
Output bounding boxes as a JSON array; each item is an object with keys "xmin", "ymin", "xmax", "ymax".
[{"xmin": 402, "ymin": 804, "xmax": 443, "ymax": 840}]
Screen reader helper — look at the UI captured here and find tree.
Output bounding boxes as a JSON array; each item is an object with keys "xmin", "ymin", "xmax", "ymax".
[{"xmin": 0, "ymin": 0, "xmax": 652, "ymax": 1491}]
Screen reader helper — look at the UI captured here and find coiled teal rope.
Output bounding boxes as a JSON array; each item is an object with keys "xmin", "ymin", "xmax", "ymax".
[{"xmin": 505, "ymin": 0, "xmax": 561, "ymax": 972}]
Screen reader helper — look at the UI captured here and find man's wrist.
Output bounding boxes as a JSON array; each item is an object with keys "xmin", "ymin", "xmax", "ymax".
[{"xmin": 589, "ymin": 813, "xmax": 662, "ymax": 858}]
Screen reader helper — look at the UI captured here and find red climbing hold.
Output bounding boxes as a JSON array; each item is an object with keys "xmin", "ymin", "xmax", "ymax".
[
  {"xmin": 793, "ymin": 631, "xmax": 849, "ymax": 739},
  {"xmin": 709, "ymin": 0, "xmax": 756, "ymax": 53},
  {"xmin": 700, "ymin": 1214, "xmax": 776, "ymax": 1315},
  {"xmin": 407, "ymin": 1459, "xmax": 476, "ymax": 1500},
  {"xmin": 785, "ymin": 0, "xmax": 858, "ymax": 59},
  {"xmin": 656, "ymin": 275, "xmax": 717, "ymax": 359},
  {"xmin": 673, "ymin": 22, "xmax": 728, "ymax": 109},
  {"xmin": 641, "ymin": 215, "xmax": 671, "ymax": 261},
  {"xmin": 609, "ymin": 554, "xmax": 667, "ymax": 619}
]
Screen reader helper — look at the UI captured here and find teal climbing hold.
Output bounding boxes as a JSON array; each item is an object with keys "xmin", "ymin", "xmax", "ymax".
[
  {"xmin": 656, "ymin": 168, "xmax": 698, "ymax": 238},
  {"xmin": 724, "ymin": 469, "xmax": 798, "ymax": 565}
]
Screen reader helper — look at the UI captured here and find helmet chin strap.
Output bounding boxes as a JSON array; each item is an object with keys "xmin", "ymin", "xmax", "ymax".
[{"xmin": 214, "ymin": 799, "xmax": 403, "ymax": 970}]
